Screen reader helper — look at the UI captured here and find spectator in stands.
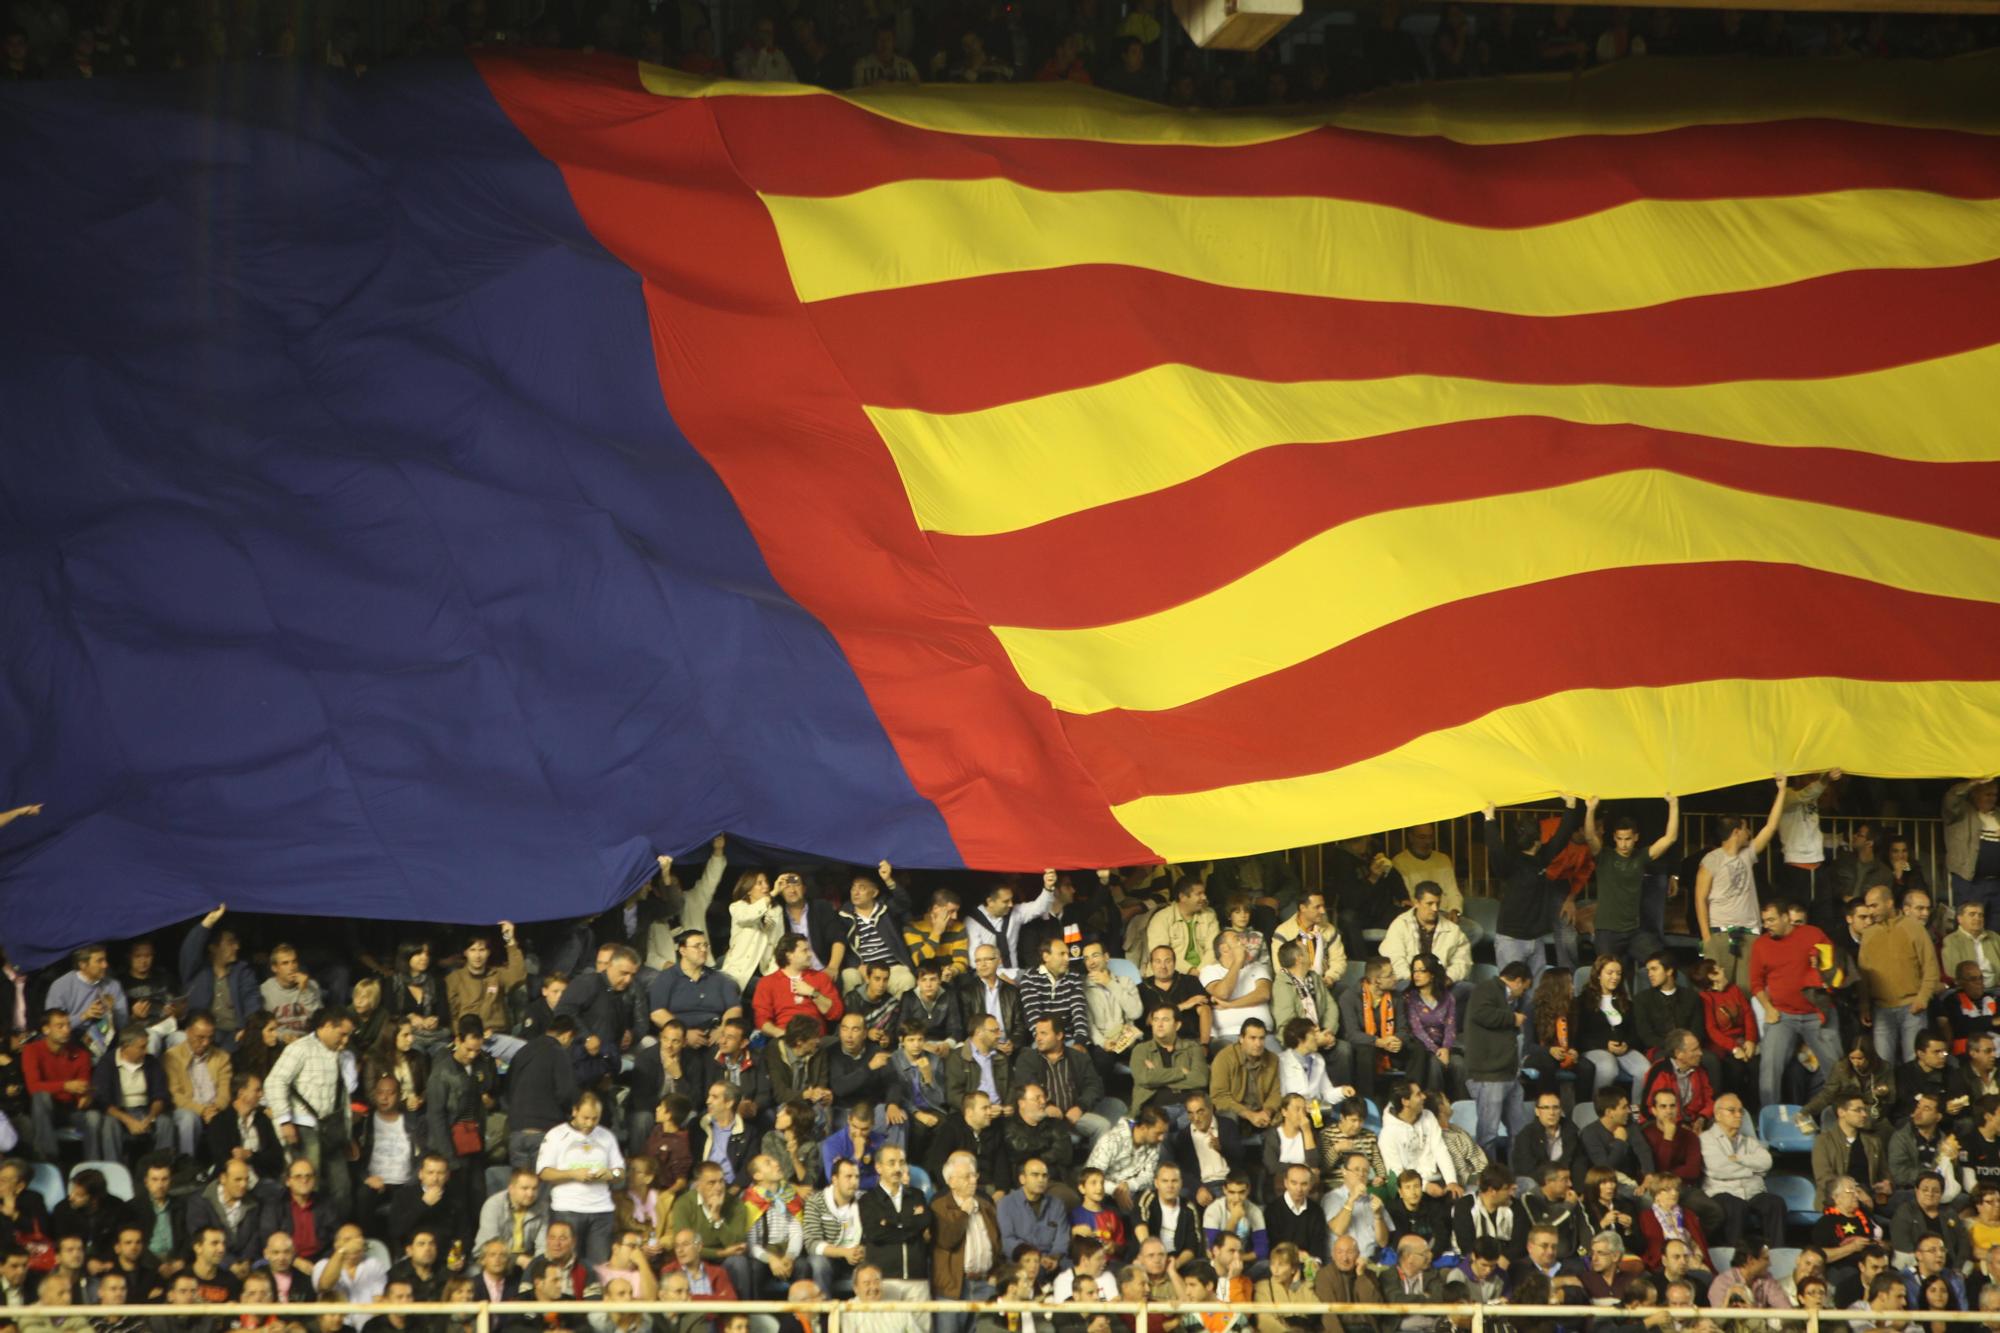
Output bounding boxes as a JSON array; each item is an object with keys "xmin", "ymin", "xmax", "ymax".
[
  {"xmin": 1698, "ymin": 1093, "xmax": 1784, "ymax": 1248},
  {"xmin": 957, "ymin": 945, "xmax": 1030, "ymax": 1056},
  {"xmin": 997, "ymin": 1157, "xmax": 1066, "ymax": 1279},
  {"xmin": 1138, "ymin": 945, "xmax": 1212, "ymax": 1047},
  {"xmin": 445, "ymin": 922, "xmax": 526, "ymax": 1062},
  {"xmin": 1085, "ymin": 1107, "xmax": 1169, "ymax": 1213},
  {"xmin": 25, "ymin": 1008, "xmax": 93, "ymax": 1159},
  {"xmin": 1464, "ymin": 961, "xmax": 1532, "ymax": 1148},
  {"xmin": 1888, "ymin": 1094, "xmax": 1965, "ymax": 1201},
  {"xmin": 1578, "ymin": 1088, "xmax": 1651, "ymax": 1188},
  {"xmin": 1380, "ymin": 1077, "xmax": 1458, "ymax": 1196},
  {"xmin": 1633, "ymin": 955, "xmax": 1702, "ymax": 1067},
  {"xmin": 1400, "ymin": 952, "xmax": 1460, "ymax": 1097},
  {"xmin": 902, "ymin": 889, "xmax": 967, "ymax": 983},
  {"xmin": 48, "ymin": 945, "xmax": 129, "ymax": 1062},
  {"xmin": 1004, "ymin": 1083, "xmax": 1076, "ymax": 1186},
  {"xmin": 1946, "ymin": 781, "xmax": 2000, "ymax": 918},
  {"xmin": 963, "ymin": 876, "xmax": 1057, "ymax": 984},
  {"xmin": 1577, "ymin": 956, "xmax": 1649, "ymax": 1107},
  {"xmin": 85, "ymin": 1025, "xmax": 170, "ymax": 1159},
  {"xmin": 733, "ymin": 17, "xmax": 794, "ymax": 80},
  {"xmin": 1383, "ymin": 883, "xmax": 1473, "ymax": 990},
  {"xmin": 840, "ymin": 870, "xmax": 916, "ymax": 997},
  {"xmin": 1865, "ymin": 887, "xmax": 1944, "ymax": 1064},
  {"xmin": 1710, "ymin": 1239, "xmax": 1787, "ymax": 1309},
  {"xmin": 1512, "ymin": 1090, "xmax": 1583, "ymax": 1187},
  {"xmin": 1583, "ymin": 798, "xmax": 1679, "ymax": 968},
  {"xmin": 1136, "ymin": 1161, "xmax": 1201, "ymax": 1265},
  {"xmin": 1147, "ymin": 880, "xmax": 1219, "ymax": 978},
  {"xmin": 1694, "ymin": 782, "xmax": 1788, "ymax": 991},
  {"xmin": 1271, "ymin": 888, "xmax": 1348, "ymax": 982},
  {"xmin": 1130, "ymin": 1004, "xmax": 1207, "ymax": 1129},
  {"xmin": 1450, "ymin": 1166, "xmax": 1528, "ymax": 1271},
  {"xmin": 1209, "ymin": 1015, "xmax": 1279, "ymax": 1133},
  {"xmin": 1019, "ymin": 938, "xmax": 1089, "ymax": 1052},
  {"xmin": 1013, "ymin": 1015, "xmax": 1115, "ymax": 1147},
  {"xmin": 1483, "ymin": 797, "xmax": 1581, "ymax": 979},
  {"xmin": 537, "ymin": 1090, "xmax": 624, "ymax": 1268},
  {"xmin": 1265, "ymin": 1163, "xmax": 1324, "ymax": 1262},
  {"xmin": 753, "ymin": 937, "xmax": 842, "ymax": 1041},
  {"xmin": 1342, "ymin": 958, "xmax": 1408, "ymax": 1103},
  {"xmin": 931, "ymin": 1149, "xmax": 1000, "ymax": 1323},
  {"xmin": 1643, "ymin": 1029, "xmax": 1718, "ymax": 1132},
  {"xmin": 647, "ymin": 929, "xmax": 742, "ymax": 1050}
]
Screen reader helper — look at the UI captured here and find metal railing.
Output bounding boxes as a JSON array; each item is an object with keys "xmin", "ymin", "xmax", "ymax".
[
  {"xmin": 1288, "ymin": 810, "xmax": 1948, "ymax": 906},
  {"xmin": 45, "ymin": 1298, "xmax": 2000, "ymax": 1333}
]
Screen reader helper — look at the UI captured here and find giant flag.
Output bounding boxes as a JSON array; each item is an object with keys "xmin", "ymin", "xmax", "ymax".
[{"xmin": 4, "ymin": 50, "xmax": 2000, "ymax": 963}]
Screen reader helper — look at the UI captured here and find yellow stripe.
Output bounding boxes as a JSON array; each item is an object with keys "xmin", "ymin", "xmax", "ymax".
[
  {"xmin": 763, "ymin": 179, "xmax": 2000, "ymax": 309},
  {"xmin": 868, "ymin": 343, "xmax": 2000, "ymax": 538},
  {"xmin": 992, "ymin": 470, "xmax": 2000, "ymax": 715},
  {"xmin": 637, "ymin": 53, "xmax": 2000, "ymax": 145},
  {"xmin": 1106, "ymin": 678, "xmax": 2000, "ymax": 861}
]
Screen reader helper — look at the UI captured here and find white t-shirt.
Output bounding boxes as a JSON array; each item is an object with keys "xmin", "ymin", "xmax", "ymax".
[
  {"xmin": 535, "ymin": 1123, "xmax": 624, "ymax": 1214},
  {"xmin": 1779, "ymin": 785, "xmax": 1826, "ymax": 866},
  {"xmin": 369, "ymin": 1112, "xmax": 414, "ymax": 1186},
  {"xmin": 1197, "ymin": 962, "xmax": 1273, "ymax": 1040},
  {"xmin": 1701, "ymin": 846, "xmax": 1761, "ymax": 931}
]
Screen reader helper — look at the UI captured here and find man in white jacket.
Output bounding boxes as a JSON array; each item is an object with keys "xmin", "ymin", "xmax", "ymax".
[
  {"xmin": 1380, "ymin": 884, "xmax": 1474, "ymax": 995},
  {"xmin": 1699, "ymin": 1093, "xmax": 1789, "ymax": 1249}
]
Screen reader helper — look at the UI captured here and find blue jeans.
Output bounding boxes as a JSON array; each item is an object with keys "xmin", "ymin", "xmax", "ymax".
[
  {"xmin": 940, "ymin": 1278, "xmax": 998, "ymax": 1333},
  {"xmin": 1583, "ymin": 1048, "xmax": 1650, "ymax": 1104},
  {"xmin": 554, "ymin": 1209, "xmax": 616, "ymax": 1268},
  {"xmin": 1494, "ymin": 934, "xmax": 1541, "ymax": 978},
  {"xmin": 1760, "ymin": 1010, "xmax": 1838, "ymax": 1109},
  {"xmin": 1471, "ymin": 1078, "xmax": 1524, "ymax": 1151},
  {"xmin": 1954, "ymin": 875, "xmax": 2000, "ymax": 917},
  {"xmin": 1874, "ymin": 1002, "xmax": 1925, "ymax": 1064}
]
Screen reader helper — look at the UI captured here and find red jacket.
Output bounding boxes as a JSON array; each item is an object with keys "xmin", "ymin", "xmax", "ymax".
[
  {"xmin": 1748, "ymin": 924, "xmax": 1831, "ymax": 1017},
  {"xmin": 1642, "ymin": 1058, "xmax": 1717, "ymax": 1125},
  {"xmin": 1641, "ymin": 1119, "xmax": 1707, "ymax": 1186},
  {"xmin": 751, "ymin": 969, "xmax": 843, "ymax": 1036},
  {"xmin": 22, "ymin": 1039, "xmax": 91, "ymax": 1102},
  {"xmin": 1637, "ymin": 1201, "xmax": 1711, "ymax": 1269},
  {"xmin": 659, "ymin": 1259, "xmax": 736, "ymax": 1300},
  {"xmin": 1699, "ymin": 986, "xmax": 1752, "ymax": 1053}
]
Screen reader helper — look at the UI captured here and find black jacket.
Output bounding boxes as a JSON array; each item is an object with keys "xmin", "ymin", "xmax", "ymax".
[
  {"xmin": 425, "ymin": 1053, "xmax": 489, "ymax": 1167},
  {"xmin": 1632, "ymin": 984, "xmax": 1703, "ymax": 1058},
  {"xmin": 704, "ymin": 1044, "xmax": 774, "ymax": 1118},
  {"xmin": 351, "ymin": 1108, "xmax": 429, "ymax": 1186},
  {"xmin": 1168, "ymin": 1114, "xmax": 1243, "ymax": 1189},
  {"xmin": 1136, "ymin": 1191, "xmax": 1202, "ymax": 1258},
  {"xmin": 954, "ymin": 973, "xmax": 1030, "ymax": 1050},
  {"xmin": 1263, "ymin": 1193, "xmax": 1327, "ymax": 1261},
  {"xmin": 181, "ymin": 1187, "xmax": 254, "ymax": 1266},
  {"xmin": 205, "ymin": 1108, "xmax": 285, "ymax": 1182},
  {"xmin": 1450, "ymin": 1195, "xmax": 1531, "ymax": 1264},
  {"xmin": 255, "ymin": 1191, "xmax": 343, "ymax": 1262},
  {"xmin": 924, "ymin": 1114, "xmax": 1006, "ymax": 1186},
  {"xmin": 506, "ymin": 1035, "xmax": 579, "ymax": 1134},
  {"xmin": 1009, "ymin": 1046, "xmax": 1103, "ymax": 1117},
  {"xmin": 553, "ymin": 971, "xmax": 636, "ymax": 1054},
  {"xmin": 1509, "ymin": 1120, "xmax": 1586, "ymax": 1187},
  {"xmin": 894, "ymin": 988, "xmax": 965, "ymax": 1045},
  {"xmin": 1463, "ymin": 978, "xmax": 1523, "ymax": 1082},
  {"xmin": 1489, "ymin": 808, "xmax": 1582, "ymax": 939},
  {"xmin": 1000, "ymin": 1113, "xmax": 1074, "ymax": 1182},
  {"xmin": 763, "ymin": 1041, "xmax": 829, "ymax": 1108},
  {"xmin": 829, "ymin": 1043, "xmax": 895, "ymax": 1111},
  {"xmin": 859, "ymin": 1183, "xmax": 931, "ymax": 1280}
]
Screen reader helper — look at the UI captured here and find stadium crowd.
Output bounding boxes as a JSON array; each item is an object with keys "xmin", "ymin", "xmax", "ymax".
[
  {"xmin": 2, "ymin": 0, "xmax": 1995, "ymax": 113},
  {"xmin": 0, "ymin": 774, "xmax": 1993, "ymax": 1333}
]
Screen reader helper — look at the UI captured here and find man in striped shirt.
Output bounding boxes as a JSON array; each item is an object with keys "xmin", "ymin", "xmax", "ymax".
[
  {"xmin": 839, "ymin": 874, "xmax": 916, "ymax": 997},
  {"xmin": 902, "ymin": 890, "xmax": 969, "ymax": 983},
  {"xmin": 1018, "ymin": 936, "xmax": 1090, "ymax": 1051}
]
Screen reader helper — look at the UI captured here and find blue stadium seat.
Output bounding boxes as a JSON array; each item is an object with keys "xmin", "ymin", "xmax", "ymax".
[
  {"xmin": 1450, "ymin": 1100, "xmax": 1478, "ymax": 1137},
  {"xmin": 1464, "ymin": 898, "xmax": 1500, "ymax": 940},
  {"xmin": 1470, "ymin": 963, "xmax": 1499, "ymax": 984},
  {"xmin": 1760, "ymin": 1104, "xmax": 1816, "ymax": 1156},
  {"xmin": 1708, "ymin": 1246, "xmax": 1734, "ymax": 1275},
  {"xmin": 1768, "ymin": 1248, "xmax": 1802, "ymax": 1281},
  {"xmin": 908, "ymin": 1164, "xmax": 933, "ymax": 1200},
  {"xmin": 1572, "ymin": 1102, "xmax": 1598, "ymax": 1130},
  {"xmin": 1363, "ymin": 1099, "xmax": 1382, "ymax": 1132},
  {"xmin": 28, "ymin": 1162, "xmax": 63, "ymax": 1211},
  {"xmin": 1768, "ymin": 1173, "xmax": 1819, "ymax": 1226},
  {"xmin": 1341, "ymin": 961, "xmax": 1368, "ymax": 991},
  {"xmin": 1106, "ymin": 957, "xmax": 1142, "ymax": 985}
]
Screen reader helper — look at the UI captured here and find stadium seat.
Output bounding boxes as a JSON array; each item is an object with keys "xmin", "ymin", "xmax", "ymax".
[
  {"xmin": 1709, "ymin": 1246, "xmax": 1734, "ymax": 1274},
  {"xmin": 908, "ymin": 1164, "xmax": 933, "ymax": 1200},
  {"xmin": 1342, "ymin": 961, "xmax": 1368, "ymax": 991},
  {"xmin": 1450, "ymin": 1100, "xmax": 1478, "ymax": 1137},
  {"xmin": 1768, "ymin": 1173, "xmax": 1819, "ymax": 1226},
  {"xmin": 1363, "ymin": 1099, "xmax": 1382, "ymax": 1132},
  {"xmin": 1362, "ymin": 929, "xmax": 1387, "ymax": 945},
  {"xmin": 28, "ymin": 1162, "xmax": 63, "ymax": 1211},
  {"xmin": 1572, "ymin": 1103, "xmax": 1598, "ymax": 1130},
  {"xmin": 71, "ymin": 1160, "xmax": 133, "ymax": 1201},
  {"xmin": 1469, "ymin": 963, "xmax": 1499, "ymax": 984},
  {"xmin": 1768, "ymin": 1248, "xmax": 1802, "ymax": 1281},
  {"xmin": 1106, "ymin": 957, "xmax": 1142, "ymax": 985},
  {"xmin": 1464, "ymin": 898, "xmax": 1500, "ymax": 940},
  {"xmin": 1760, "ymin": 1104, "xmax": 1816, "ymax": 1156},
  {"xmin": 365, "ymin": 1239, "xmax": 392, "ymax": 1271}
]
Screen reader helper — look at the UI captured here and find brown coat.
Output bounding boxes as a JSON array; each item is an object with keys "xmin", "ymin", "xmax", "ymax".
[
  {"xmin": 163, "ymin": 1042, "xmax": 233, "ymax": 1115},
  {"xmin": 930, "ymin": 1189, "xmax": 1003, "ymax": 1299},
  {"xmin": 1208, "ymin": 1041, "xmax": 1281, "ymax": 1122},
  {"xmin": 1314, "ymin": 1261, "xmax": 1386, "ymax": 1333},
  {"xmin": 444, "ymin": 943, "xmax": 529, "ymax": 1032}
]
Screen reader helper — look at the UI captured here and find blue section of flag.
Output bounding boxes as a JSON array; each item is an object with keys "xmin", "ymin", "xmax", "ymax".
[{"xmin": 0, "ymin": 61, "xmax": 959, "ymax": 965}]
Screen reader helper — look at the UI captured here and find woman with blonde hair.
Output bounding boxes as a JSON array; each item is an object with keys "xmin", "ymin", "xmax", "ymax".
[{"xmin": 720, "ymin": 870, "xmax": 784, "ymax": 987}]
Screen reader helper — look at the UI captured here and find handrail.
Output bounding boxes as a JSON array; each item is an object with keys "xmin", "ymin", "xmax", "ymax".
[{"xmin": 35, "ymin": 1301, "xmax": 2000, "ymax": 1321}]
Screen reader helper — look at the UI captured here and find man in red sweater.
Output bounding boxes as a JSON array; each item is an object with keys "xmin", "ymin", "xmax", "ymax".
[
  {"xmin": 1641, "ymin": 1086, "xmax": 1726, "ymax": 1242},
  {"xmin": 1748, "ymin": 899, "xmax": 1842, "ymax": 1111},
  {"xmin": 752, "ymin": 937, "xmax": 842, "ymax": 1039},
  {"xmin": 24, "ymin": 1008, "xmax": 93, "ymax": 1158}
]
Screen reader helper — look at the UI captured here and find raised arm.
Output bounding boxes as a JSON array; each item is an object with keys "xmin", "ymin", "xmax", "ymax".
[
  {"xmin": 1646, "ymin": 795, "xmax": 1680, "ymax": 863},
  {"xmin": 1582, "ymin": 797, "xmax": 1603, "ymax": 856},
  {"xmin": 1747, "ymin": 775, "xmax": 1788, "ymax": 856}
]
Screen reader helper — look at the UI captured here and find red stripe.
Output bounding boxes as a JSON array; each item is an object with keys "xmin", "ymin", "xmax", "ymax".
[
  {"xmin": 711, "ymin": 93, "xmax": 2000, "ymax": 224},
  {"xmin": 1063, "ymin": 564, "xmax": 2000, "ymax": 804},
  {"xmin": 811, "ymin": 261, "xmax": 2000, "ymax": 414},
  {"xmin": 933, "ymin": 419, "xmax": 2000, "ymax": 629},
  {"xmin": 475, "ymin": 50, "xmax": 1152, "ymax": 868}
]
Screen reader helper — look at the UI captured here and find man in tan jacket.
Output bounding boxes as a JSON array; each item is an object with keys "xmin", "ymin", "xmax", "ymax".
[
  {"xmin": 1859, "ymin": 884, "xmax": 1940, "ymax": 1063},
  {"xmin": 1314, "ymin": 1234, "xmax": 1386, "ymax": 1333},
  {"xmin": 446, "ymin": 920, "xmax": 528, "ymax": 1060},
  {"xmin": 163, "ymin": 1012, "xmax": 232, "ymax": 1159},
  {"xmin": 1208, "ymin": 1019, "xmax": 1281, "ymax": 1131},
  {"xmin": 1145, "ymin": 880, "xmax": 1219, "ymax": 977}
]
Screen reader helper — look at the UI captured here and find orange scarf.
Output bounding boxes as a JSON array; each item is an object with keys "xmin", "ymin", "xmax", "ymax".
[{"xmin": 1364, "ymin": 985, "xmax": 1396, "ymax": 1073}]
